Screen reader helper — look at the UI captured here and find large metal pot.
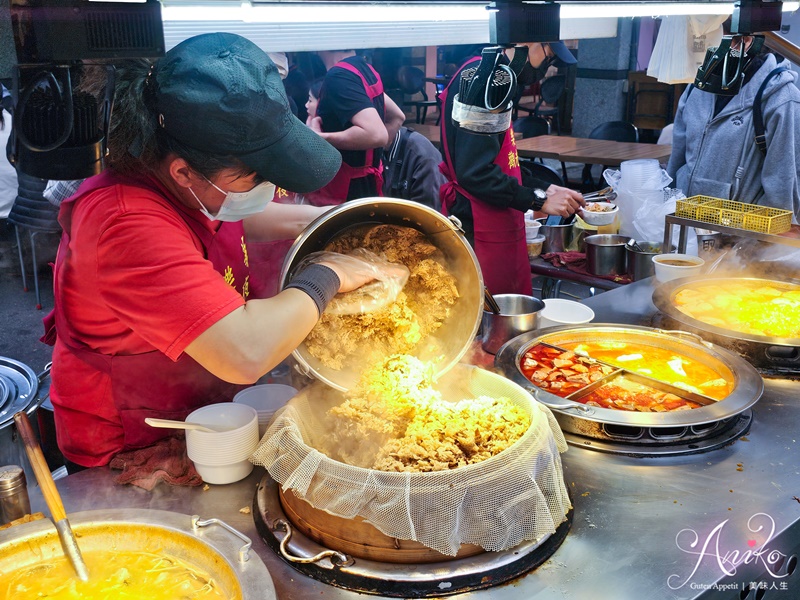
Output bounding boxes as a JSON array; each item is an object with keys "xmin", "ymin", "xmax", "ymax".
[
  {"xmin": 0, "ymin": 358, "xmax": 48, "ymax": 485},
  {"xmin": 495, "ymin": 324, "xmax": 763, "ymax": 430},
  {"xmin": 652, "ymin": 276, "xmax": 800, "ymax": 371},
  {"xmin": 280, "ymin": 198, "xmax": 483, "ymax": 391},
  {"xmin": 0, "ymin": 508, "xmax": 275, "ymax": 599}
]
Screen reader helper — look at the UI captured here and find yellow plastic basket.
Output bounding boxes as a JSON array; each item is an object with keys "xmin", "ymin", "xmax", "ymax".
[{"xmin": 674, "ymin": 195, "xmax": 792, "ymax": 234}]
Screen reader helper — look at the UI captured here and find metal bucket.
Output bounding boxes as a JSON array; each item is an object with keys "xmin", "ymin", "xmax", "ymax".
[
  {"xmin": 695, "ymin": 228, "xmax": 722, "ymax": 259},
  {"xmin": 481, "ymin": 294, "xmax": 545, "ymax": 354},
  {"xmin": 280, "ymin": 198, "xmax": 483, "ymax": 391},
  {"xmin": 585, "ymin": 234, "xmax": 628, "ymax": 276},
  {"xmin": 541, "ymin": 223, "xmax": 585, "ymax": 253},
  {"xmin": 625, "ymin": 241, "xmax": 664, "ymax": 281}
]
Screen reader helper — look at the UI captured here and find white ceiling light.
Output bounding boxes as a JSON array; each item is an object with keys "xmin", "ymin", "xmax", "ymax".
[
  {"xmin": 559, "ymin": 2, "xmax": 800, "ymax": 19},
  {"xmin": 161, "ymin": 2, "xmax": 489, "ymax": 23},
  {"xmin": 161, "ymin": 1, "xmax": 800, "ymax": 23}
]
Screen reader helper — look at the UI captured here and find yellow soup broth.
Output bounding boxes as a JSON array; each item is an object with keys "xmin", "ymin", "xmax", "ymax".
[
  {"xmin": 0, "ymin": 549, "xmax": 227, "ymax": 600},
  {"xmin": 558, "ymin": 340, "xmax": 732, "ymax": 400},
  {"xmin": 674, "ymin": 281, "xmax": 800, "ymax": 339}
]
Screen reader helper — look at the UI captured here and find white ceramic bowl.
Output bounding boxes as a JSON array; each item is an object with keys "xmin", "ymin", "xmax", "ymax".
[
  {"xmin": 525, "ymin": 220, "xmax": 542, "ymax": 241},
  {"xmin": 538, "ymin": 299, "xmax": 596, "ymax": 329},
  {"xmin": 192, "ymin": 460, "xmax": 254, "ymax": 485},
  {"xmin": 652, "ymin": 253, "xmax": 705, "ymax": 283},
  {"xmin": 185, "ymin": 403, "xmax": 259, "ymax": 467},
  {"xmin": 580, "ymin": 202, "xmax": 619, "ymax": 226},
  {"xmin": 234, "ymin": 384, "xmax": 298, "ymax": 437}
]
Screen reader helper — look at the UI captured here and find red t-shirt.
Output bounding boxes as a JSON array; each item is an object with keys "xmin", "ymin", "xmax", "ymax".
[{"xmin": 51, "ymin": 180, "xmax": 246, "ymax": 467}]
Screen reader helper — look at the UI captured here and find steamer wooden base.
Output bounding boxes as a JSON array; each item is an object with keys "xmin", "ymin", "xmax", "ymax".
[{"xmin": 278, "ymin": 488, "xmax": 485, "ymax": 564}]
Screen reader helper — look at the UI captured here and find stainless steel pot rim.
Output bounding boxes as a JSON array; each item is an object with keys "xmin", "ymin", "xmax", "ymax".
[
  {"xmin": 494, "ymin": 324, "xmax": 763, "ymax": 427},
  {"xmin": 652, "ymin": 276, "xmax": 800, "ymax": 347},
  {"xmin": 0, "ymin": 357, "xmax": 39, "ymax": 428},
  {"xmin": 280, "ymin": 198, "xmax": 484, "ymax": 392}
]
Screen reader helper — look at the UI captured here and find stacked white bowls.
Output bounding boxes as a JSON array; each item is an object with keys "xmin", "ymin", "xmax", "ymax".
[
  {"xmin": 233, "ymin": 384, "xmax": 298, "ymax": 436},
  {"xmin": 185, "ymin": 403, "xmax": 259, "ymax": 485}
]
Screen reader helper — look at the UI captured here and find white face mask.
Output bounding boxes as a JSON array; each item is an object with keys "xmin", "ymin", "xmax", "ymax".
[{"xmin": 189, "ymin": 177, "xmax": 276, "ymax": 222}]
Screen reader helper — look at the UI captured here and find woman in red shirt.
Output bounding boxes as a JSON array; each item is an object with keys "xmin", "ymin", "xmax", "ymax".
[{"xmin": 48, "ymin": 33, "xmax": 387, "ymax": 471}]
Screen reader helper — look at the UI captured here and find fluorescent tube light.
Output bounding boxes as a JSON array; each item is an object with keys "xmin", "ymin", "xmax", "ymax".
[
  {"xmin": 559, "ymin": 2, "xmax": 800, "ymax": 19},
  {"xmin": 161, "ymin": 2, "xmax": 489, "ymax": 23}
]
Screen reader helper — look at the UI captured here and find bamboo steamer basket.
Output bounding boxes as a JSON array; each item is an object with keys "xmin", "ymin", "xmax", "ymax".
[{"xmin": 278, "ymin": 488, "xmax": 484, "ymax": 564}]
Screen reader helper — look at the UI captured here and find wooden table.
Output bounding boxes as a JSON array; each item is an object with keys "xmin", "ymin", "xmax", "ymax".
[
  {"xmin": 516, "ymin": 135, "xmax": 671, "ymax": 166},
  {"xmin": 558, "ymin": 139, "xmax": 672, "ymax": 166},
  {"xmin": 405, "ymin": 129, "xmax": 672, "ymax": 170},
  {"xmin": 407, "ymin": 122, "xmax": 440, "ymax": 146},
  {"xmin": 515, "ymin": 136, "xmax": 609, "ymax": 160}
]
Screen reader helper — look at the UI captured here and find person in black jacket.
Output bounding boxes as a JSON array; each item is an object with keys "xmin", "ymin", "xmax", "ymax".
[
  {"xmin": 382, "ymin": 126, "xmax": 445, "ymax": 211},
  {"xmin": 439, "ymin": 42, "xmax": 584, "ymax": 295}
]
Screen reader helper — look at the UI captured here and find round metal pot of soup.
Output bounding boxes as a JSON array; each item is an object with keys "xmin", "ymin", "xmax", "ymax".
[
  {"xmin": 584, "ymin": 234, "xmax": 628, "ymax": 276},
  {"xmin": 280, "ymin": 198, "xmax": 483, "ymax": 391},
  {"xmin": 0, "ymin": 508, "xmax": 275, "ymax": 599}
]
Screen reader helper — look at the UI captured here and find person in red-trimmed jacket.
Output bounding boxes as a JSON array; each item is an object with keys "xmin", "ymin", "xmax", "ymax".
[
  {"xmin": 306, "ymin": 50, "xmax": 406, "ymax": 205},
  {"xmin": 439, "ymin": 42, "xmax": 585, "ymax": 296}
]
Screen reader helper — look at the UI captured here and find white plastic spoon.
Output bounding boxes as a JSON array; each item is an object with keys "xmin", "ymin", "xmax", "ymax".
[{"xmin": 144, "ymin": 418, "xmax": 219, "ymax": 433}]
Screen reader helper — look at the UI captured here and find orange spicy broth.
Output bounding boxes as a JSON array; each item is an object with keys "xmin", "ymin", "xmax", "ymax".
[
  {"xmin": 519, "ymin": 344, "xmax": 616, "ymax": 398},
  {"xmin": 577, "ymin": 375, "xmax": 702, "ymax": 412},
  {"xmin": 556, "ymin": 340, "xmax": 731, "ymax": 400}
]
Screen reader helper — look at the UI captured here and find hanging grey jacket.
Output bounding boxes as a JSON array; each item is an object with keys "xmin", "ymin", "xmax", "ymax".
[{"xmin": 667, "ymin": 53, "xmax": 800, "ymax": 222}]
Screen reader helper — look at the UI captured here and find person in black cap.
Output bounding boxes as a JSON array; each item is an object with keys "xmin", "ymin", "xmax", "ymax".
[
  {"xmin": 44, "ymin": 33, "xmax": 398, "ymax": 472},
  {"xmin": 439, "ymin": 41, "xmax": 584, "ymax": 297}
]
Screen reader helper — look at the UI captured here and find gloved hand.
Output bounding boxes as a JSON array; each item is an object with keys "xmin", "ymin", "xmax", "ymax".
[{"xmin": 297, "ymin": 249, "xmax": 410, "ymax": 315}]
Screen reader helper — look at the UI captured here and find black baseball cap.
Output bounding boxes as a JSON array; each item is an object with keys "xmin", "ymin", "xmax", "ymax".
[
  {"xmin": 154, "ymin": 33, "xmax": 341, "ymax": 193},
  {"xmin": 547, "ymin": 41, "xmax": 577, "ymax": 66}
]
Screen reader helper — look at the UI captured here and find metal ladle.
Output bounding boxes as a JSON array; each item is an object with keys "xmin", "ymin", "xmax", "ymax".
[
  {"xmin": 13, "ymin": 411, "xmax": 90, "ymax": 581},
  {"xmin": 626, "ymin": 238, "xmax": 644, "ymax": 252}
]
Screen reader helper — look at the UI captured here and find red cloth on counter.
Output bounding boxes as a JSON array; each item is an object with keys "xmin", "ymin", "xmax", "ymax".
[
  {"xmin": 541, "ymin": 252, "xmax": 632, "ymax": 284},
  {"xmin": 110, "ymin": 436, "xmax": 203, "ymax": 491}
]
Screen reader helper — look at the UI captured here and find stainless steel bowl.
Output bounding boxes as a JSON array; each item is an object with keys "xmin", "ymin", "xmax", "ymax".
[{"xmin": 280, "ymin": 198, "xmax": 483, "ymax": 391}]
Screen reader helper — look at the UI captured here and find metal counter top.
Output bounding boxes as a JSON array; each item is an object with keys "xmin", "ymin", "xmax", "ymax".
[{"xmin": 29, "ymin": 278, "xmax": 800, "ymax": 600}]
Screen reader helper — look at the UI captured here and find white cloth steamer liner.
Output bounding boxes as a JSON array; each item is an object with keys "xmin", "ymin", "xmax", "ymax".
[{"xmin": 250, "ymin": 364, "xmax": 571, "ymax": 556}]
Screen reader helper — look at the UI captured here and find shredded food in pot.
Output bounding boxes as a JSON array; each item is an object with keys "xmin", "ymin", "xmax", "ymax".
[
  {"xmin": 303, "ymin": 225, "xmax": 460, "ymax": 369},
  {"xmin": 0, "ymin": 549, "xmax": 225, "ymax": 599},
  {"xmin": 325, "ymin": 355, "xmax": 530, "ymax": 472}
]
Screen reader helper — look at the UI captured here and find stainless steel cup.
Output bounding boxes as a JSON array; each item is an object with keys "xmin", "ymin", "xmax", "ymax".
[
  {"xmin": 585, "ymin": 234, "xmax": 628, "ymax": 276},
  {"xmin": 695, "ymin": 228, "xmax": 721, "ymax": 259},
  {"xmin": 625, "ymin": 240, "xmax": 663, "ymax": 281},
  {"xmin": 481, "ymin": 294, "xmax": 545, "ymax": 355}
]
